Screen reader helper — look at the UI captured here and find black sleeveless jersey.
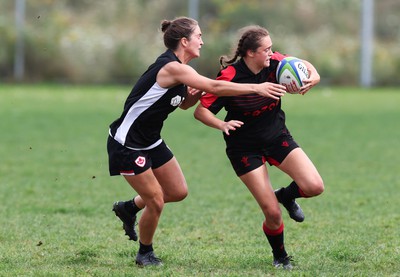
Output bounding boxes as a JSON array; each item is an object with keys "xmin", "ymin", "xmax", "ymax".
[
  {"xmin": 200, "ymin": 52, "xmax": 288, "ymax": 149},
  {"xmin": 109, "ymin": 50, "xmax": 187, "ymax": 149}
]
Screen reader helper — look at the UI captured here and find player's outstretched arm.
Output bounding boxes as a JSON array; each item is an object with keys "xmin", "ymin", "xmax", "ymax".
[{"xmin": 158, "ymin": 62, "xmax": 286, "ymax": 98}]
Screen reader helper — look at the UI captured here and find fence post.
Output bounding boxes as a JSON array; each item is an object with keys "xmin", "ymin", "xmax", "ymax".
[
  {"xmin": 360, "ymin": 0, "xmax": 374, "ymax": 87},
  {"xmin": 14, "ymin": 0, "xmax": 26, "ymax": 81}
]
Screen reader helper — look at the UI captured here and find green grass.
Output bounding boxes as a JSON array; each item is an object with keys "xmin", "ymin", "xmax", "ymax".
[{"xmin": 0, "ymin": 84, "xmax": 399, "ymax": 276}]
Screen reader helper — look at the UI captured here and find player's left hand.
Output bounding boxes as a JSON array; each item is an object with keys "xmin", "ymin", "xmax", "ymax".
[
  {"xmin": 300, "ymin": 72, "xmax": 320, "ymax": 95},
  {"xmin": 222, "ymin": 120, "xmax": 244, "ymax": 135}
]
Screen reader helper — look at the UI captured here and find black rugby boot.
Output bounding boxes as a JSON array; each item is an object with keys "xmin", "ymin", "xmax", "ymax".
[
  {"xmin": 273, "ymin": 255, "xmax": 293, "ymax": 270},
  {"xmin": 112, "ymin": 201, "xmax": 138, "ymax": 241},
  {"xmin": 136, "ymin": 251, "xmax": 163, "ymax": 266},
  {"xmin": 275, "ymin": 188, "xmax": 305, "ymax": 222}
]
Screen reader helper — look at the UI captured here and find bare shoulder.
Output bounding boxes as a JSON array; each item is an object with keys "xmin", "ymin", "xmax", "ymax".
[
  {"xmin": 162, "ymin": 61, "xmax": 193, "ymax": 75},
  {"xmin": 158, "ymin": 62, "xmax": 196, "ymax": 88},
  {"xmin": 157, "ymin": 61, "xmax": 181, "ymax": 87}
]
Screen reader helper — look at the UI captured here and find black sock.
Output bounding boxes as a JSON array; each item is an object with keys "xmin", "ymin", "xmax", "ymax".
[
  {"xmin": 124, "ymin": 198, "xmax": 141, "ymax": 215},
  {"xmin": 139, "ymin": 241, "xmax": 153, "ymax": 254},
  {"xmin": 282, "ymin": 181, "xmax": 302, "ymax": 202},
  {"xmin": 263, "ymin": 222, "xmax": 287, "ymax": 260}
]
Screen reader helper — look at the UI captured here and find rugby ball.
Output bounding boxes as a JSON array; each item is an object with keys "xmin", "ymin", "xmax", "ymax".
[{"xmin": 276, "ymin": 57, "xmax": 309, "ymax": 94}]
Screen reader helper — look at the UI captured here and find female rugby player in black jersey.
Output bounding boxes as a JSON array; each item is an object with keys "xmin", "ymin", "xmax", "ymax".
[
  {"xmin": 194, "ymin": 25, "xmax": 324, "ymax": 270},
  {"xmin": 107, "ymin": 18, "xmax": 288, "ymax": 266}
]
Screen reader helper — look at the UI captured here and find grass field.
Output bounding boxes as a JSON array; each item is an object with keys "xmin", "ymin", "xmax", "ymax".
[{"xmin": 0, "ymin": 84, "xmax": 399, "ymax": 276}]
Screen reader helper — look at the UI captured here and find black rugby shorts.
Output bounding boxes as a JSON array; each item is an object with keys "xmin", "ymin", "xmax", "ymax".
[
  {"xmin": 107, "ymin": 136, "xmax": 173, "ymax": 176},
  {"xmin": 227, "ymin": 133, "xmax": 299, "ymax": 177}
]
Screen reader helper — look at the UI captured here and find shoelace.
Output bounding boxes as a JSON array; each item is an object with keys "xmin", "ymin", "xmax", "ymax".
[
  {"xmin": 145, "ymin": 252, "xmax": 162, "ymax": 263},
  {"xmin": 275, "ymin": 255, "xmax": 294, "ymax": 264}
]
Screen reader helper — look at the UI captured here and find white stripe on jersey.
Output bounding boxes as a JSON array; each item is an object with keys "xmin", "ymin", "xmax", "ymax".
[{"xmin": 114, "ymin": 82, "xmax": 167, "ymax": 146}]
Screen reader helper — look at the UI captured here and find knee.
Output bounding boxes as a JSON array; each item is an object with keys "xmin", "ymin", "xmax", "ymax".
[
  {"xmin": 164, "ymin": 183, "xmax": 188, "ymax": 203},
  {"xmin": 304, "ymin": 178, "xmax": 324, "ymax": 197},
  {"xmin": 146, "ymin": 194, "xmax": 165, "ymax": 214},
  {"xmin": 316, "ymin": 181, "xmax": 325, "ymax": 195},
  {"xmin": 269, "ymin": 208, "xmax": 283, "ymax": 223},
  {"xmin": 170, "ymin": 189, "xmax": 188, "ymax": 202},
  {"xmin": 179, "ymin": 189, "xmax": 189, "ymax": 201},
  {"xmin": 262, "ymin": 204, "xmax": 282, "ymax": 225}
]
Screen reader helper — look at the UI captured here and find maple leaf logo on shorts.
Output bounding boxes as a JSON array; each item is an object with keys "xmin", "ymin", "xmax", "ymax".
[{"xmin": 135, "ymin": 156, "xmax": 146, "ymax": 167}]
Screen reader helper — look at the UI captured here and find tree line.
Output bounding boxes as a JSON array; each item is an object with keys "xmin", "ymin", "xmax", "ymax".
[{"xmin": 1, "ymin": 0, "xmax": 399, "ymax": 86}]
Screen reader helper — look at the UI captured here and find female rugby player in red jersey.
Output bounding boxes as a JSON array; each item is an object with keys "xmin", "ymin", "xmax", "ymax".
[
  {"xmin": 108, "ymin": 18, "xmax": 287, "ymax": 266},
  {"xmin": 194, "ymin": 25, "xmax": 324, "ymax": 270}
]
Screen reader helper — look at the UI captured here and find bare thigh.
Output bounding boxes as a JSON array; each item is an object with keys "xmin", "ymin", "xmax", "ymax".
[
  {"xmin": 277, "ymin": 148, "xmax": 324, "ymax": 196},
  {"xmin": 153, "ymin": 157, "xmax": 188, "ymax": 203},
  {"xmin": 123, "ymin": 169, "xmax": 164, "ymax": 205}
]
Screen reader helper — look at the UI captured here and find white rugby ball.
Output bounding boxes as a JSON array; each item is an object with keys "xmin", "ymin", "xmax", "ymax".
[{"xmin": 276, "ymin": 57, "xmax": 309, "ymax": 94}]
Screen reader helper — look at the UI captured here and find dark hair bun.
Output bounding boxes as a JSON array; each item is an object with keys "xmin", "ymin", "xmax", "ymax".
[{"xmin": 161, "ymin": 20, "xmax": 171, "ymax": 33}]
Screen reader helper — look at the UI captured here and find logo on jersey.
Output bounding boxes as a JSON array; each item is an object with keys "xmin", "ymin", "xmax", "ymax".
[
  {"xmin": 135, "ymin": 156, "xmax": 146, "ymax": 167},
  {"xmin": 243, "ymin": 100, "xmax": 280, "ymax": 117},
  {"xmin": 281, "ymin": 141, "xmax": 289, "ymax": 147},
  {"xmin": 170, "ymin": 95, "xmax": 183, "ymax": 106}
]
